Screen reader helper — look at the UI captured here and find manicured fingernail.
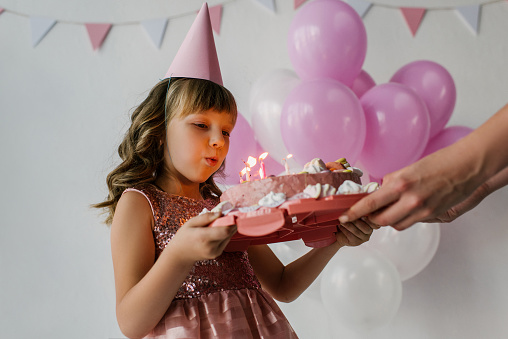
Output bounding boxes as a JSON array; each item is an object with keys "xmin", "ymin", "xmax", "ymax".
[{"xmin": 338, "ymin": 215, "xmax": 349, "ymax": 223}]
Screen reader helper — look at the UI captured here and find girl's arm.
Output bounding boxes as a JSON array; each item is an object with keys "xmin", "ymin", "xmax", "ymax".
[
  {"xmin": 248, "ymin": 220, "xmax": 374, "ymax": 303},
  {"xmin": 111, "ymin": 192, "xmax": 236, "ymax": 339}
]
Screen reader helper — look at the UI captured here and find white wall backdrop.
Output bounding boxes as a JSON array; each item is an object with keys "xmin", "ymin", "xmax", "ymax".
[{"xmin": 1, "ymin": 0, "xmax": 507, "ymax": 338}]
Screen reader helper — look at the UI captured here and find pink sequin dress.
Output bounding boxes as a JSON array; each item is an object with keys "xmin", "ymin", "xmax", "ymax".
[{"xmin": 124, "ymin": 184, "xmax": 298, "ymax": 339}]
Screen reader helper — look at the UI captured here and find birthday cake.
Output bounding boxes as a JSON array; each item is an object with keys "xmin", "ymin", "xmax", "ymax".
[
  {"xmin": 219, "ymin": 158, "xmax": 377, "ymax": 209},
  {"xmin": 206, "ymin": 158, "xmax": 378, "ymax": 251}
]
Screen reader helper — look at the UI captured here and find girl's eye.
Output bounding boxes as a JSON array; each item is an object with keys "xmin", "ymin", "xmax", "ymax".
[
  {"xmin": 222, "ymin": 131, "xmax": 230, "ymax": 137},
  {"xmin": 194, "ymin": 123, "xmax": 207, "ymax": 129}
]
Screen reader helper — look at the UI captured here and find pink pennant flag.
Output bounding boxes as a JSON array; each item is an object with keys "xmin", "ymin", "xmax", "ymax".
[
  {"xmin": 0, "ymin": 8, "xmax": 4, "ymax": 15},
  {"xmin": 209, "ymin": 4, "xmax": 223, "ymax": 34},
  {"xmin": 400, "ymin": 8, "xmax": 426, "ymax": 36},
  {"xmin": 294, "ymin": 0, "xmax": 308, "ymax": 9},
  {"xmin": 85, "ymin": 23, "xmax": 112, "ymax": 51}
]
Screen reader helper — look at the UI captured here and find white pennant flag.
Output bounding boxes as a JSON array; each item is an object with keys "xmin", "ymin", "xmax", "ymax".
[
  {"xmin": 141, "ymin": 18, "xmax": 168, "ymax": 48},
  {"xmin": 346, "ymin": 0, "xmax": 372, "ymax": 18},
  {"xmin": 255, "ymin": 0, "xmax": 276, "ymax": 13},
  {"xmin": 456, "ymin": 5, "xmax": 481, "ymax": 34},
  {"xmin": 30, "ymin": 17, "xmax": 56, "ymax": 47}
]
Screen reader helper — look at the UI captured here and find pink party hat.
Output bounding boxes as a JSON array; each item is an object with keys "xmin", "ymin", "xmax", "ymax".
[{"xmin": 164, "ymin": 3, "xmax": 223, "ymax": 86}]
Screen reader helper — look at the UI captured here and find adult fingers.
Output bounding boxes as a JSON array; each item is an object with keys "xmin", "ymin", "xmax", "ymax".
[{"xmin": 338, "ymin": 187, "xmax": 400, "ymax": 224}]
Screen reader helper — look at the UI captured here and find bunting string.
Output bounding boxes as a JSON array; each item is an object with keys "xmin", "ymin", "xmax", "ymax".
[
  {"xmin": 348, "ymin": 0, "xmax": 504, "ymax": 10},
  {"xmin": 0, "ymin": 0, "xmax": 507, "ymax": 50}
]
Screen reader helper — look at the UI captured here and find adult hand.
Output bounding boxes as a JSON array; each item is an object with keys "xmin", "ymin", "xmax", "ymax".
[{"xmin": 338, "ymin": 152, "xmax": 474, "ymax": 230}]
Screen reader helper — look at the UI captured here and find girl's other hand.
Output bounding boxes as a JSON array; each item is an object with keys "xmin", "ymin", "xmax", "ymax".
[
  {"xmin": 171, "ymin": 212, "xmax": 237, "ymax": 264},
  {"xmin": 336, "ymin": 218, "xmax": 378, "ymax": 248}
]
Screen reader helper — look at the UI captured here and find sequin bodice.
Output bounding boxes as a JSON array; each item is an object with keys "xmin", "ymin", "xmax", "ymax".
[{"xmin": 125, "ymin": 184, "xmax": 261, "ymax": 300}]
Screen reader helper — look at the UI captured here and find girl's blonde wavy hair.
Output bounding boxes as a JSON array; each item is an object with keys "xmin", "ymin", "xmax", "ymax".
[{"xmin": 94, "ymin": 78, "xmax": 237, "ymax": 224}]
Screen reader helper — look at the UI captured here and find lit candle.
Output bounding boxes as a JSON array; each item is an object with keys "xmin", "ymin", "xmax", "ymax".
[
  {"xmin": 282, "ymin": 154, "xmax": 293, "ymax": 175},
  {"xmin": 243, "ymin": 156, "xmax": 257, "ymax": 182},
  {"xmin": 258, "ymin": 152, "xmax": 268, "ymax": 179}
]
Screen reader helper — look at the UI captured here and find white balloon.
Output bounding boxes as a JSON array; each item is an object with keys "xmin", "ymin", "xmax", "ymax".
[
  {"xmin": 320, "ymin": 247, "xmax": 402, "ymax": 332},
  {"xmin": 365, "ymin": 222, "xmax": 440, "ymax": 281},
  {"xmin": 250, "ymin": 69, "xmax": 300, "ymax": 161}
]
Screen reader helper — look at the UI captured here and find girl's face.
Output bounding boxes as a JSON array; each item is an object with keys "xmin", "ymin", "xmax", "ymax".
[{"xmin": 165, "ymin": 109, "xmax": 235, "ymax": 186}]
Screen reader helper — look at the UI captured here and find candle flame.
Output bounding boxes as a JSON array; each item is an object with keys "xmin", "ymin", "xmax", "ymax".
[
  {"xmin": 258, "ymin": 152, "xmax": 268, "ymax": 161},
  {"xmin": 246, "ymin": 156, "xmax": 257, "ymax": 168},
  {"xmin": 287, "ymin": 154, "xmax": 293, "ymax": 159}
]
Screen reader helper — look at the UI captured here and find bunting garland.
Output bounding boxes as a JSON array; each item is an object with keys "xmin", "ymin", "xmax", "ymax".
[
  {"xmin": 85, "ymin": 23, "xmax": 112, "ymax": 51},
  {"xmin": 345, "ymin": 0, "xmax": 372, "ymax": 18},
  {"xmin": 0, "ymin": 0, "xmax": 506, "ymax": 50},
  {"xmin": 294, "ymin": 0, "xmax": 309, "ymax": 10},
  {"xmin": 255, "ymin": 0, "xmax": 276, "ymax": 13},
  {"xmin": 345, "ymin": 0, "xmax": 496, "ymax": 36},
  {"xmin": 456, "ymin": 5, "xmax": 482, "ymax": 34},
  {"xmin": 30, "ymin": 17, "xmax": 56, "ymax": 47},
  {"xmin": 0, "ymin": 2, "xmax": 232, "ymax": 51},
  {"xmin": 400, "ymin": 8, "xmax": 426, "ymax": 36},
  {"xmin": 141, "ymin": 18, "xmax": 169, "ymax": 49},
  {"xmin": 208, "ymin": 4, "xmax": 223, "ymax": 34}
]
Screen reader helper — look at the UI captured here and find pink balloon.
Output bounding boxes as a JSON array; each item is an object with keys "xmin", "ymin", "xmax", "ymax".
[
  {"xmin": 287, "ymin": 0, "xmax": 367, "ymax": 86},
  {"xmin": 421, "ymin": 125, "xmax": 473, "ymax": 158},
  {"xmin": 281, "ymin": 79, "xmax": 366, "ymax": 166},
  {"xmin": 222, "ymin": 113, "xmax": 257, "ymax": 185},
  {"xmin": 350, "ymin": 69, "xmax": 376, "ymax": 98},
  {"xmin": 359, "ymin": 83, "xmax": 430, "ymax": 178},
  {"xmin": 390, "ymin": 60, "xmax": 456, "ymax": 138}
]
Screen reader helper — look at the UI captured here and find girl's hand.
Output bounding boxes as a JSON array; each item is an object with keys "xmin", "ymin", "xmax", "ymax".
[
  {"xmin": 336, "ymin": 218, "xmax": 378, "ymax": 248},
  {"xmin": 171, "ymin": 212, "xmax": 237, "ymax": 264}
]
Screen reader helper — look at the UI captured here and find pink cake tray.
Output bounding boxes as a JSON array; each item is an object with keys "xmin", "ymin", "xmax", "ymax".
[{"xmin": 209, "ymin": 193, "xmax": 368, "ymax": 252}]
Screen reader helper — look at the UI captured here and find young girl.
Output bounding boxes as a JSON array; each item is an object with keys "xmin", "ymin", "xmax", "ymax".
[
  {"xmin": 95, "ymin": 76, "xmax": 377, "ymax": 339},
  {"xmin": 94, "ymin": 4, "xmax": 377, "ymax": 338}
]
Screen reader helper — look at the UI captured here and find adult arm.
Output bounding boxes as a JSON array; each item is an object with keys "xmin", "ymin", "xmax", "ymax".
[
  {"xmin": 339, "ymin": 103, "xmax": 508, "ymax": 230},
  {"xmin": 425, "ymin": 165, "xmax": 508, "ymax": 223}
]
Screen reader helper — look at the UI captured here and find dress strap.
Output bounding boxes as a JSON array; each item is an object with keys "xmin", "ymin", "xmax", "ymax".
[{"xmin": 123, "ymin": 188, "xmax": 156, "ymax": 218}]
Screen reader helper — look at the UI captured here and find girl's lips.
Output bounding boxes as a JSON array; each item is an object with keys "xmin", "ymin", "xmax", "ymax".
[{"xmin": 205, "ymin": 157, "xmax": 218, "ymax": 167}]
